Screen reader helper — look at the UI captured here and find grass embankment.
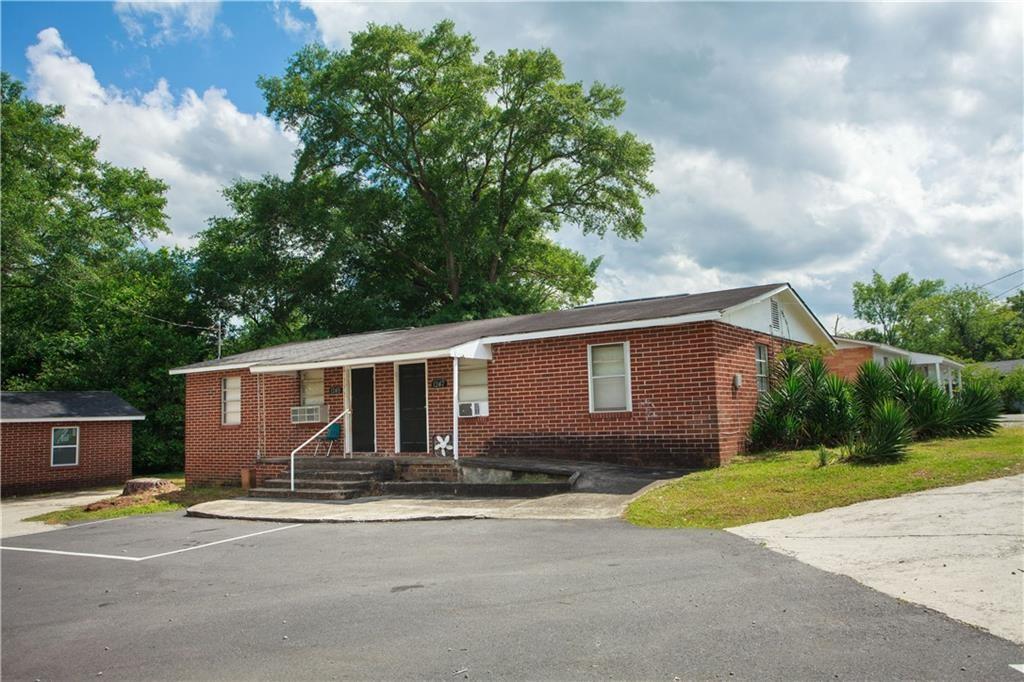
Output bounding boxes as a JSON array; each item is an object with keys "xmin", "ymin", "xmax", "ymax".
[
  {"xmin": 625, "ymin": 426, "xmax": 1024, "ymax": 529},
  {"xmin": 26, "ymin": 472, "xmax": 240, "ymax": 525}
]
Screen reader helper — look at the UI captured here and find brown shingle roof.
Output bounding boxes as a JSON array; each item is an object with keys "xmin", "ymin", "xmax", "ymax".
[{"xmin": 171, "ymin": 283, "xmax": 786, "ymax": 373}]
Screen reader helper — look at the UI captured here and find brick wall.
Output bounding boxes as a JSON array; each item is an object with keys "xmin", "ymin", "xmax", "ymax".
[
  {"xmin": 711, "ymin": 325, "xmax": 791, "ymax": 462},
  {"xmin": 454, "ymin": 320, "xmax": 791, "ymax": 468},
  {"xmin": 184, "ymin": 367, "xmax": 346, "ymax": 486},
  {"xmin": 182, "ymin": 320, "xmax": 802, "ymax": 482},
  {"xmin": 824, "ymin": 347, "xmax": 873, "ymax": 381},
  {"xmin": 1, "ymin": 420, "xmax": 133, "ymax": 496}
]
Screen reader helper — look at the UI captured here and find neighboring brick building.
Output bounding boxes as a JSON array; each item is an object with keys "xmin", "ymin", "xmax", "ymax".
[
  {"xmin": 0, "ymin": 391, "xmax": 144, "ymax": 496},
  {"xmin": 171, "ymin": 284, "xmax": 835, "ymax": 485},
  {"xmin": 825, "ymin": 337, "xmax": 964, "ymax": 394}
]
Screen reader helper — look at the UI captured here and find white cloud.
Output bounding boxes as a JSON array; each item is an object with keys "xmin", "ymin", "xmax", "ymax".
[
  {"xmin": 273, "ymin": 1, "xmax": 313, "ymax": 38},
  {"xmin": 114, "ymin": 1, "xmax": 221, "ymax": 45},
  {"xmin": 26, "ymin": 28, "xmax": 297, "ymax": 246}
]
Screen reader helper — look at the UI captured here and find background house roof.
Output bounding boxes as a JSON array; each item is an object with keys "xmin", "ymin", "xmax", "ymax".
[
  {"xmin": 171, "ymin": 283, "xmax": 796, "ymax": 373},
  {"xmin": 977, "ymin": 359, "xmax": 1024, "ymax": 375},
  {"xmin": 0, "ymin": 391, "xmax": 146, "ymax": 422}
]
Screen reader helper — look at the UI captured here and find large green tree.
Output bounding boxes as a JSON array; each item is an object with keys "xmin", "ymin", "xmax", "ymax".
[
  {"xmin": 206, "ymin": 21, "xmax": 655, "ymax": 335},
  {"xmin": 1, "ymin": 74, "xmax": 211, "ymax": 471},
  {"xmin": 852, "ymin": 271, "xmax": 945, "ymax": 346},
  {"xmin": 901, "ymin": 286, "xmax": 1023, "ymax": 361}
]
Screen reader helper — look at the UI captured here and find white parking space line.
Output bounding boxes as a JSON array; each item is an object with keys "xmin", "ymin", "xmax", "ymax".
[
  {"xmin": 0, "ymin": 523, "xmax": 302, "ymax": 562},
  {"xmin": 0, "ymin": 546, "xmax": 142, "ymax": 561},
  {"xmin": 135, "ymin": 524, "xmax": 303, "ymax": 560}
]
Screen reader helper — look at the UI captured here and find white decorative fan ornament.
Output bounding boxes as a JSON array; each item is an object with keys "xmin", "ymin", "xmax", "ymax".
[{"xmin": 433, "ymin": 434, "xmax": 453, "ymax": 457}]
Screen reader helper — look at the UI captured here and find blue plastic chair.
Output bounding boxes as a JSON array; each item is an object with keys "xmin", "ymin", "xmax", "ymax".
[{"xmin": 313, "ymin": 422, "xmax": 341, "ymax": 457}]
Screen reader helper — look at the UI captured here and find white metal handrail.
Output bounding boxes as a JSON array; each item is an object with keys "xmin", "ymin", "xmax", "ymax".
[{"xmin": 291, "ymin": 409, "xmax": 349, "ymax": 491}]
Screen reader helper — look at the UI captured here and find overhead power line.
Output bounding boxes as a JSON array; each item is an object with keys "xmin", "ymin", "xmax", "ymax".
[
  {"xmin": 973, "ymin": 268, "xmax": 1023, "ymax": 291},
  {"xmin": 991, "ymin": 281, "xmax": 1024, "ymax": 300}
]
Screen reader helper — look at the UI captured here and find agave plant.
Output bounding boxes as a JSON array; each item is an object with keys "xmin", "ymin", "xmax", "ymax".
[
  {"xmin": 846, "ymin": 398, "xmax": 912, "ymax": 463},
  {"xmin": 948, "ymin": 380, "xmax": 1002, "ymax": 437}
]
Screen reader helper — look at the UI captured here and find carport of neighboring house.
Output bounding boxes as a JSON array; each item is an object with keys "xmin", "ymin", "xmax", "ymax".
[{"xmin": 171, "ymin": 283, "xmax": 837, "ymax": 489}]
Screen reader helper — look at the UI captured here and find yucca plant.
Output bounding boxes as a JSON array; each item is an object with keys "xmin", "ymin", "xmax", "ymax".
[
  {"xmin": 806, "ymin": 373, "xmax": 859, "ymax": 445},
  {"xmin": 886, "ymin": 361, "xmax": 952, "ymax": 440},
  {"xmin": 948, "ymin": 380, "xmax": 1002, "ymax": 437},
  {"xmin": 749, "ymin": 371, "xmax": 810, "ymax": 450},
  {"xmin": 854, "ymin": 361, "xmax": 894, "ymax": 417},
  {"xmin": 845, "ymin": 398, "xmax": 912, "ymax": 463}
]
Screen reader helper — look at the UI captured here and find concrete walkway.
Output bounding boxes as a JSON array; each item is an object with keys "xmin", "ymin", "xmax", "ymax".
[
  {"xmin": 189, "ymin": 489, "xmax": 646, "ymax": 523},
  {"xmin": 730, "ymin": 474, "xmax": 1024, "ymax": 644},
  {"xmin": 1, "ymin": 487, "xmax": 121, "ymax": 538},
  {"xmin": 190, "ymin": 458, "xmax": 688, "ymax": 523}
]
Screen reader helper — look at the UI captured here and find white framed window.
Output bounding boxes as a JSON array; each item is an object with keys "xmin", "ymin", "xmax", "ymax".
[
  {"xmin": 300, "ymin": 369, "xmax": 325, "ymax": 406},
  {"xmin": 755, "ymin": 344, "xmax": 769, "ymax": 393},
  {"xmin": 221, "ymin": 376, "xmax": 241, "ymax": 425},
  {"xmin": 458, "ymin": 359, "xmax": 489, "ymax": 417},
  {"xmin": 51, "ymin": 426, "xmax": 79, "ymax": 467},
  {"xmin": 588, "ymin": 342, "xmax": 631, "ymax": 413}
]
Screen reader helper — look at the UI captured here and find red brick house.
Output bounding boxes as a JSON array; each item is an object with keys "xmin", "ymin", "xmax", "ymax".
[
  {"xmin": 0, "ymin": 391, "xmax": 144, "ymax": 496},
  {"xmin": 824, "ymin": 337, "xmax": 964, "ymax": 395},
  {"xmin": 171, "ymin": 284, "xmax": 834, "ymax": 486}
]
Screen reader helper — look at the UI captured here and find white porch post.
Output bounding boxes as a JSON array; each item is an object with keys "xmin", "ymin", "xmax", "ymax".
[
  {"xmin": 451, "ymin": 357, "xmax": 459, "ymax": 460},
  {"xmin": 946, "ymin": 367, "xmax": 953, "ymax": 395},
  {"xmin": 934, "ymin": 362, "xmax": 941, "ymax": 388}
]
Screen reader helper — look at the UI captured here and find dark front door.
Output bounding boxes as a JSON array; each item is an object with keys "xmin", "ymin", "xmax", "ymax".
[
  {"xmin": 398, "ymin": 363, "xmax": 427, "ymax": 452},
  {"xmin": 350, "ymin": 367, "xmax": 375, "ymax": 452}
]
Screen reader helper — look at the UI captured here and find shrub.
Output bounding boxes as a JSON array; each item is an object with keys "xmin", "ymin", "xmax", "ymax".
[
  {"xmin": 845, "ymin": 399, "xmax": 912, "ymax": 463},
  {"xmin": 999, "ymin": 367, "xmax": 1024, "ymax": 413},
  {"xmin": 948, "ymin": 380, "xmax": 1002, "ymax": 437}
]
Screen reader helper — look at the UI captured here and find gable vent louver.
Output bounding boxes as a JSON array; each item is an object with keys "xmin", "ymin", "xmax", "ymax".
[{"xmin": 770, "ymin": 299, "xmax": 781, "ymax": 330}]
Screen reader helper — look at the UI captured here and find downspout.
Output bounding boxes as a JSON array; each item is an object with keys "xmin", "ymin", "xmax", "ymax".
[{"xmin": 452, "ymin": 357, "xmax": 460, "ymax": 461}]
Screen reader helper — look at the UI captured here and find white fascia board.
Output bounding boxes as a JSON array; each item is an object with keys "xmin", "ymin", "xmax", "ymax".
[
  {"xmin": 474, "ymin": 310, "xmax": 722, "ymax": 346},
  {"xmin": 1, "ymin": 416, "xmax": 146, "ymax": 423},
  {"xmin": 910, "ymin": 352, "xmax": 964, "ymax": 369},
  {"xmin": 839, "ymin": 337, "xmax": 912, "ymax": 358},
  {"xmin": 168, "ymin": 362, "xmax": 259, "ymax": 376},
  {"xmin": 448, "ymin": 339, "xmax": 493, "ymax": 360},
  {"xmin": 249, "ymin": 349, "xmax": 451, "ymax": 374}
]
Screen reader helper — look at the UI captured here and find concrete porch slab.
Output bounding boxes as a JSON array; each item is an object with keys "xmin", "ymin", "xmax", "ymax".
[{"xmin": 188, "ymin": 490, "xmax": 642, "ymax": 523}]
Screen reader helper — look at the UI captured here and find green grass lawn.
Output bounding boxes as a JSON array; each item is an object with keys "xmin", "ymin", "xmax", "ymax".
[
  {"xmin": 625, "ymin": 426, "xmax": 1024, "ymax": 529},
  {"xmin": 26, "ymin": 472, "xmax": 239, "ymax": 525}
]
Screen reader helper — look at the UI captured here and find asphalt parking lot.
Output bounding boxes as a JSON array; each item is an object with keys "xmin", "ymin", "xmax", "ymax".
[{"xmin": 2, "ymin": 513, "xmax": 1022, "ymax": 680}]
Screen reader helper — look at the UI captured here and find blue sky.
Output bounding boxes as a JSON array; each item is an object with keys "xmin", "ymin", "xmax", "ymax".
[
  {"xmin": 2, "ymin": 1, "xmax": 297, "ymax": 112},
  {"xmin": 2, "ymin": 2, "xmax": 1022, "ymax": 328}
]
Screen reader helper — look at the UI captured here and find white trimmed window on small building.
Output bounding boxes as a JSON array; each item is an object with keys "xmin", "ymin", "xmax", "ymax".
[{"xmin": 51, "ymin": 426, "xmax": 79, "ymax": 467}]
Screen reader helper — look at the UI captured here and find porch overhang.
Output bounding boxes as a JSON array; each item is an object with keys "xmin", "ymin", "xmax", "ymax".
[{"xmin": 247, "ymin": 342, "xmax": 493, "ymax": 374}]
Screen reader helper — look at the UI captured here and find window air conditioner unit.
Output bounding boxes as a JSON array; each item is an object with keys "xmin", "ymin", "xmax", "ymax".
[
  {"xmin": 291, "ymin": 404, "xmax": 327, "ymax": 424},
  {"xmin": 458, "ymin": 401, "xmax": 488, "ymax": 417}
]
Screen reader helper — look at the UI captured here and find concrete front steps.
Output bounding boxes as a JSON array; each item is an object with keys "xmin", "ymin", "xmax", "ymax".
[
  {"xmin": 246, "ymin": 456, "xmax": 575, "ymax": 502},
  {"xmin": 248, "ymin": 457, "xmax": 395, "ymax": 501}
]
